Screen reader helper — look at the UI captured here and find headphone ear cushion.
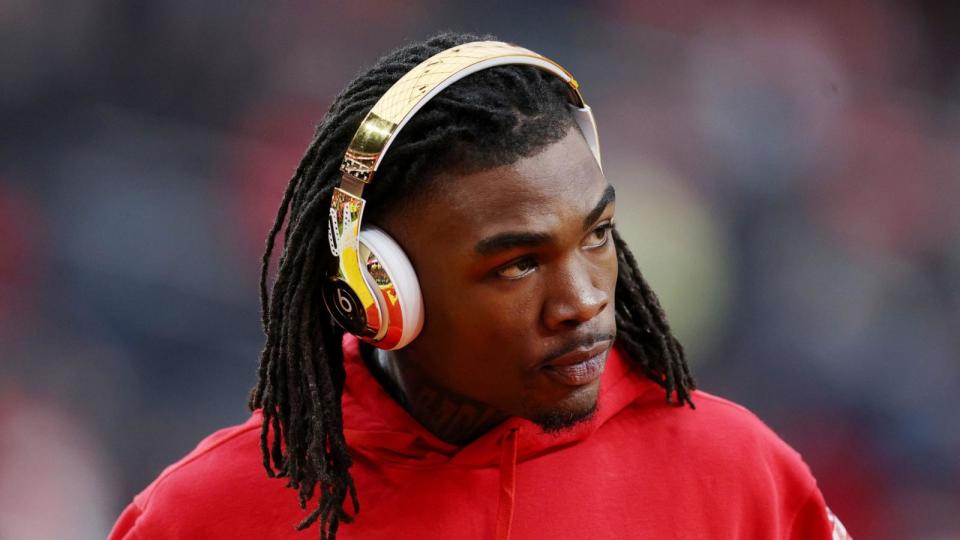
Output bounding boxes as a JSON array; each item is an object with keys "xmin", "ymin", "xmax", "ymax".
[{"xmin": 357, "ymin": 226, "xmax": 424, "ymax": 350}]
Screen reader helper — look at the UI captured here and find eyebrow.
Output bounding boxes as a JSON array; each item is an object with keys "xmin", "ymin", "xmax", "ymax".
[
  {"xmin": 583, "ymin": 184, "xmax": 616, "ymax": 229},
  {"xmin": 475, "ymin": 231, "xmax": 553, "ymax": 256},
  {"xmin": 473, "ymin": 185, "xmax": 617, "ymax": 257}
]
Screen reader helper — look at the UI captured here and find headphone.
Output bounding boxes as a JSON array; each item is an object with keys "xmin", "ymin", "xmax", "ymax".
[{"xmin": 323, "ymin": 41, "xmax": 603, "ymax": 350}]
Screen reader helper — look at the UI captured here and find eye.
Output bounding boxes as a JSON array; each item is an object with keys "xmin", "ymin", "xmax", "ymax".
[
  {"xmin": 496, "ymin": 257, "xmax": 538, "ymax": 280},
  {"xmin": 584, "ymin": 222, "xmax": 614, "ymax": 249}
]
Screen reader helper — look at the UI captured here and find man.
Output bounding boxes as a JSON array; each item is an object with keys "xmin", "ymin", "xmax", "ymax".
[{"xmin": 110, "ymin": 33, "xmax": 849, "ymax": 539}]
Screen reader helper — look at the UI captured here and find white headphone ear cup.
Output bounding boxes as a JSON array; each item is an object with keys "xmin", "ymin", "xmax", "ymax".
[{"xmin": 357, "ymin": 226, "xmax": 424, "ymax": 350}]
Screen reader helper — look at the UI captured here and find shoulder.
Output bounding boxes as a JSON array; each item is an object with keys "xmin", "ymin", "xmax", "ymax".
[
  {"xmin": 610, "ymin": 386, "xmax": 836, "ymax": 535},
  {"xmin": 678, "ymin": 389, "xmax": 814, "ymax": 480},
  {"xmin": 137, "ymin": 412, "xmax": 265, "ymax": 506},
  {"xmin": 616, "ymin": 384, "xmax": 820, "ymax": 497},
  {"xmin": 109, "ymin": 412, "xmax": 300, "ymax": 539},
  {"xmin": 690, "ymin": 390, "xmax": 808, "ymax": 467},
  {"xmin": 681, "ymin": 390, "xmax": 802, "ymax": 454}
]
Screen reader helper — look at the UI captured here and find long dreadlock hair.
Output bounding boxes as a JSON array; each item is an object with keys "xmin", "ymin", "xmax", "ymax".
[{"xmin": 248, "ymin": 32, "xmax": 695, "ymax": 539}]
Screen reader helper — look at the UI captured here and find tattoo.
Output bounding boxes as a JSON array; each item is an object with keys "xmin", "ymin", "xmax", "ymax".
[
  {"xmin": 363, "ymin": 347, "xmax": 507, "ymax": 445},
  {"xmin": 406, "ymin": 382, "xmax": 507, "ymax": 445}
]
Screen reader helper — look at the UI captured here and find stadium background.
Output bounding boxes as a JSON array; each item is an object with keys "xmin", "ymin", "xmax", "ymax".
[{"xmin": 2, "ymin": 1, "xmax": 959, "ymax": 538}]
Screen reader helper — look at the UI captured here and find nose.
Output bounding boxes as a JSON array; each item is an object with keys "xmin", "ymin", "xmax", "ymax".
[{"xmin": 541, "ymin": 254, "xmax": 610, "ymax": 330}]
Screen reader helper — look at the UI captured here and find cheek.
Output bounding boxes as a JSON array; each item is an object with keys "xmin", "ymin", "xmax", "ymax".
[
  {"xmin": 418, "ymin": 262, "xmax": 539, "ymax": 342},
  {"xmin": 408, "ymin": 275, "xmax": 541, "ymax": 397},
  {"xmin": 605, "ymin": 253, "xmax": 620, "ymax": 295},
  {"xmin": 423, "ymin": 288, "xmax": 540, "ymax": 365}
]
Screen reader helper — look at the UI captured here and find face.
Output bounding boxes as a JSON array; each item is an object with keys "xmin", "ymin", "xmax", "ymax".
[{"xmin": 379, "ymin": 127, "xmax": 618, "ymax": 431}]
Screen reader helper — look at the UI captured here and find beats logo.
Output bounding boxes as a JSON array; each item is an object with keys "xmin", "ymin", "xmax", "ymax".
[{"xmin": 323, "ymin": 279, "xmax": 367, "ymax": 335}]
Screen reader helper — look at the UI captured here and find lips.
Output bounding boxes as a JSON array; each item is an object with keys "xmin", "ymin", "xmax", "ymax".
[{"xmin": 540, "ymin": 339, "xmax": 613, "ymax": 386}]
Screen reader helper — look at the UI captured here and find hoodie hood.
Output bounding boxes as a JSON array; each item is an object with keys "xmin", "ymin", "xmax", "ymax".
[{"xmin": 340, "ymin": 334, "xmax": 660, "ymax": 469}]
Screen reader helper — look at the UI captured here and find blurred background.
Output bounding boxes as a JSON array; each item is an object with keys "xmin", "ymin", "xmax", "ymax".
[{"xmin": 2, "ymin": 1, "xmax": 959, "ymax": 538}]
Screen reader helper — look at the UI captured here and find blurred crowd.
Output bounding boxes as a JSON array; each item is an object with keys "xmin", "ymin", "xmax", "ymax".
[{"xmin": 2, "ymin": 1, "xmax": 958, "ymax": 538}]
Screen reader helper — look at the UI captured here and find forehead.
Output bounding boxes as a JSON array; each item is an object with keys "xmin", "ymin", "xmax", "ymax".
[{"xmin": 418, "ymin": 129, "xmax": 607, "ymax": 237}]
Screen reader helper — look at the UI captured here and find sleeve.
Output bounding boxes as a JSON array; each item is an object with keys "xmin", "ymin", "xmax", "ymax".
[
  {"xmin": 787, "ymin": 486, "xmax": 852, "ymax": 539},
  {"xmin": 107, "ymin": 501, "xmax": 143, "ymax": 540}
]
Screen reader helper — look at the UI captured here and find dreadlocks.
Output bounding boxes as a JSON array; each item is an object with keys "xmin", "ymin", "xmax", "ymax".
[{"xmin": 248, "ymin": 31, "xmax": 695, "ymax": 539}]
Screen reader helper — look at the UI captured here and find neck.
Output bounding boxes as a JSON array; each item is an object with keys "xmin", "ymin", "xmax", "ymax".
[{"xmin": 369, "ymin": 349, "xmax": 508, "ymax": 446}]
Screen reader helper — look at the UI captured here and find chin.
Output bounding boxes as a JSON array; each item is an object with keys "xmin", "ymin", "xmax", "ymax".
[{"xmin": 528, "ymin": 383, "xmax": 600, "ymax": 433}]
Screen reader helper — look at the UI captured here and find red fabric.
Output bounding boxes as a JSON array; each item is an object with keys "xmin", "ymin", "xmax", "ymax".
[
  {"xmin": 495, "ymin": 428, "xmax": 519, "ymax": 540},
  {"xmin": 110, "ymin": 336, "xmax": 840, "ymax": 539}
]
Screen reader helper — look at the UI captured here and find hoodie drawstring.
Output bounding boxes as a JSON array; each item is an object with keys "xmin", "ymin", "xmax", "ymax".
[{"xmin": 495, "ymin": 427, "xmax": 520, "ymax": 540}]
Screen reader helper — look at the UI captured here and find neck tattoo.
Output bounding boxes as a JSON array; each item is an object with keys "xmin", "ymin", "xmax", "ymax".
[{"xmin": 374, "ymin": 349, "xmax": 507, "ymax": 446}]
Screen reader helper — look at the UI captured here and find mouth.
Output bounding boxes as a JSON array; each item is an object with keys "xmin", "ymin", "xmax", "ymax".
[{"xmin": 540, "ymin": 339, "xmax": 613, "ymax": 387}]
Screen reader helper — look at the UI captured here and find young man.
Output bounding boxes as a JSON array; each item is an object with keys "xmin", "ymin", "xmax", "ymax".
[{"xmin": 110, "ymin": 33, "xmax": 849, "ymax": 539}]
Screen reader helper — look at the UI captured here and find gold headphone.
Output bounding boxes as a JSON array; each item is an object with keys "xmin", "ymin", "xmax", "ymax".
[{"xmin": 323, "ymin": 41, "xmax": 602, "ymax": 350}]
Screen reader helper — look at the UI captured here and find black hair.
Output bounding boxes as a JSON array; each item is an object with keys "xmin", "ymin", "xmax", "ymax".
[{"xmin": 248, "ymin": 31, "xmax": 694, "ymax": 540}]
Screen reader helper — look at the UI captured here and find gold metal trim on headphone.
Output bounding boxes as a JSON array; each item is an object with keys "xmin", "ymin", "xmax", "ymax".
[{"xmin": 338, "ymin": 41, "xmax": 585, "ymax": 192}]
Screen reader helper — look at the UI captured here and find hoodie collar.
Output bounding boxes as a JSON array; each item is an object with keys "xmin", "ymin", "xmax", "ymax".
[{"xmin": 341, "ymin": 334, "xmax": 658, "ymax": 468}]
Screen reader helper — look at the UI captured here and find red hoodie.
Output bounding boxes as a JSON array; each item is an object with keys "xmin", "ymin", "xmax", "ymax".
[{"xmin": 110, "ymin": 336, "xmax": 849, "ymax": 539}]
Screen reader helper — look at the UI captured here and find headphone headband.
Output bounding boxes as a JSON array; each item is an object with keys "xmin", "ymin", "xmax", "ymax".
[{"xmin": 340, "ymin": 41, "xmax": 599, "ymax": 188}]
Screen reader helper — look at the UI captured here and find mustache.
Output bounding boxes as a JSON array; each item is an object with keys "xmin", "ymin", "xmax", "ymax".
[{"xmin": 540, "ymin": 332, "xmax": 616, "ymax": 365}]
